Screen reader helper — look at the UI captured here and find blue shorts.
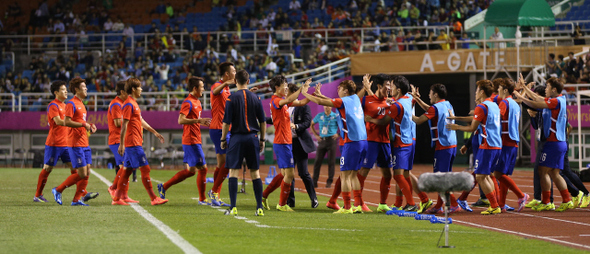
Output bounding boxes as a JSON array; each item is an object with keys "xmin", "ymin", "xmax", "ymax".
[
  {"xmin": 44, "ymin": 146, "xmax": 71, "ymax": 166},
  {"xmin": 68, "ymin": 146, "xmax": 92, "ymax": 169},
  {"xmin": 433, "ymin": 147, "xmax": 456, "ymax": 173},
  {"xmin": 273, "ymin": 144, "xmax": 294, "ymax": 169},
  {"xmin": 183, "ymin": 144, "xmax": 206, "ymax": 167},
  {"xmin": 124, "ymin": 146, "xmax": 149, "ymax": 169},
  {"xmin": 493, "ymin": 146, "xmax": 518, "ymax": 175},
  {"xmin": 474, "ymin": 149, "xmax": 501, "ymax": 175},
  {"xmin": 209, "ymin": 129, "xmax": 231, "ymax": 155},
  {"xmin": 539, "ymin": 141, "xmax": 567, "ymax": 170},
  {"xmin": 340, "ymin": 140, "xmax": 368, "ymax": 171},
  {"xmin": 109, "ymin": 144, "xmax": 124, "ymax": 166},
  {"xmin": 226, "ymin": 133, "xmax": 260, "ymax": 170},
  {"xmin": 361, "ymin": 141, "xmax": 392, "ymax": 168},
  {"xmin": 392, "ymin": 145, "xmax": 413, "ymax": 170}
]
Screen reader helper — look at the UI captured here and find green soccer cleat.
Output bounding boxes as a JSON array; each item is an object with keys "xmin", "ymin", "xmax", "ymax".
[
  {"xmin": 352, "ymin": 205, "xmax": 363, "ymax": 214},
  {"xmin": 581, "ymin": 194, "xmax": 590, "ymax": 208},
  {"xmin": 390, "ymin": 205, "xmax": 401, "ymax": 211},
  {"xmin": 481, "ymin": 206, "xmax": 501, "ymax": 215},
  {"xmin": 572, "ymin": 191, "xmax": 583, "ymax": 208},
  {"xmin": 525, "ymin": 199, "xmax": 541, "ymax": 208},
  {"xmin": 276, "ymin": 204, "xmax": 294, "ymax": 212},
  {"xmin": 333, "ymin": 208, "xmax": 353, "ymax": 214},
  {"xmin": 417, "ymin": 199, "xmax": 433, "ymax": 214},
  {"xmin": 255, "ymin": 208, "xmax": 265, "ymax": 216},
  {"xmin": 548, "ymin": 203, "xmax": 556, "ymax": 210},
  {"xmin": 377, "ymin": 204, "xmax": 392, "ymax": 213},
  {"xmin": 556, "ymin": 201, "xmax": 574, "ymax": 212},
  {"xmin": 262, "ymin": 197, "xmax": 270, "ymax": 210},
  {"xmin": 532, "ymin": 203, "xmax": 553, "ymax": 212},
  {"xmin": 224, "ymin": 207, "xmax": 238, "ymax": 216},
  {"xmin": 471, "ymin": 198, "xmax": 490, "ymax": 207}
]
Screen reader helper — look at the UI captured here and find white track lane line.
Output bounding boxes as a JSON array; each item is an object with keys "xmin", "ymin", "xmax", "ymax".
[{"xmin": 91, "ymin": 169, "xmax": 201, "ymax": 254}]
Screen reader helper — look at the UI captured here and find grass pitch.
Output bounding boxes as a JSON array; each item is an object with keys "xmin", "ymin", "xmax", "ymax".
[{"xmin": 0, "ymin": 167, "xmax": 584, "ymax": 254}]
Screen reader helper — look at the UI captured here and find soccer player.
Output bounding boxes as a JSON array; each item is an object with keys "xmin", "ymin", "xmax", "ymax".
[
  {"xmin": 264, "ymin": 75, "xmax": 312, "ymax": 212},
  {"xmin": 513, "ymin": 77, "xmax": 573, "ymax": 212},
  {"xmin": 447, "ymin": 80, "xmax": 502, "ymax": 215},
  {"xmin": 411, "ymin": 83, "xmax": 462, "ymax": 213},
  {"xmin": 107, "ymin": 81, "xmax": 137, "ymax": 203},
  {"xmin": 208, "ymin": 62, "xmax": 236, "ymax": 207},
  {"xmin": 492, "ymin": 78, "xmax": 529, "ymax": 212},
  {"xmin": 157, "ymin": 77, "xmax": 212, "ymax": 204},
  {"xmin": 302, "ymin": 80, "xmax": 368, "ymax": 214},
  {"xmin": 112, "ymin": 78, "xmax": 168, "ymax": 206},
  {"xmin": 221, "ymin": 70, "xmax": 267, "ymax": 216},
  {"xmin": 34, "ymin": 81, "xmax": 76, "ymax": 202},
  {"xmin": 51, "ymin": 78, "xmax": 99, "ymax": 206}
]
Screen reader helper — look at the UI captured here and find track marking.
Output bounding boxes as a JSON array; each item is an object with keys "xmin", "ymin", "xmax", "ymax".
[
  {"xmin": 91, "ymin": 170, "xmax": 201, "ymax": 254},
  {"xmin": 453, "ymin": 219, "xmax": 590, "ymax": 250},
  {"xmin": 580, "ymin": 234, "xmax": 590, "ymax": 237},
  {"xmin": 506, "ymin": 211, "xmax": 590, "ymax": 227}
]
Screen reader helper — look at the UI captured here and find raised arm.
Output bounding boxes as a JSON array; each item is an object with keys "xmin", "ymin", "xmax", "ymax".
[
  {"xmin": 302, "ymin": 91, "xmax": 335, "ymax": 107},
  {"xmin": 357, "ymin": 74, "xmax": 374, "ymax": 98},
  {"xmin": 212, "ymin": 79, "xmax": 234, "ymax": 95},
  {"xmin": 513, "ymin": 91, "xmax": 549, "ymax": 109},
  {"xmin": 413, "ymin": 114, "xmax": 429, "ymax": 125}
]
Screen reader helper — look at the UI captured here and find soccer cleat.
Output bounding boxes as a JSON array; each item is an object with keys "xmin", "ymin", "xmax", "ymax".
[
  {"xmin": 352, "ymin": 205, "xmax": 363, "ymax": 214},
  {"xmin": 525, "ymin": 199, "xmax": 541, "ymax": 208},
  {"xmin": 218, "ymin": 200, "xmax": 231, "ymax": 207},
  {"xmin": 556, "ymin": 201, "xmax": 574, "ymax": 212},
  {"xmin": 471, "ymin": 198, "xmax": 490, "ymax": 207},
  {"xmin": 481, "ymin": 206, "xmax": 501, "ymax": 215},
  {"xmin": 403, "ymin": 204, "xmax": 419, "ymax": 212},
  {"xmin": 425, "ymin": 207, "xmax": 442, "ymax": 214},
  {"xmin": 504, "ymin": 204, "xmax": 515, "ymax": 212},
  {"xmin": 262, "ymin": 197, "xmax": 270, "ymax": 210},
  {"xmin": 417, "ymin": 199, "xmax": 433, "ymax": 214},
  {"xmin": 209, "ymin": 190, "xmax": 221, "ymax": 206},
  {"xmin": 333, "ymin": 208, "xmax": 354, "ymax": 214},
  {"xmin": 312, "ymin": 199, "xmax": 319, "ymax": 208},
  {"xmin": 122, "ymin": 197, "xmax": 139, "ymax": 203},
  {"xmin": 390, "ymin": 206, "xmax": 401, "ymax": 211},
  {"xmin": 82, "ymin": 192, "xmax": 99, "ymax": 202},
  {"xmin": 581, "ymin": 194, "xmax": 590, "ymax": 208},
  {"xmin": 457, "ymin": 200, "xmax": 473, "ymax": 212},
  {"xmin": 572, "ymin": 191, "xmax": 583, "ymax": 208},
  {"xmin": 71, "ymin": 200, "xmax": 89, "ymax": 206},
  {"xmin": 151, "ymin": 197, "xmax": 168, "ymax": 206},
  {"xmin": 157, "ymin": 183, "xmax": 166, "ymax": 199},
  {"xmin": 548, "ymin": 203, "xmax": 556, "ymax": 210},
  {"xmin": 33, "ymin": 195, "xmax": 48, "ymax": 203},
  {"xmin": 449, "ymin": 205, "xmax": 463, "ymax": 213},
  {"xmin": 255, "ymin": 208, "xmax": 265, "ymax": 216},
  {"xmin": 361, "ymin": 203, "xmax": 372, "ymax": 212},
  {"xmin": 197, "ymin": 199, "xmax": 211, "ymax": 205},
  {"xmin": 276, "ymin": 204, "xmax": 294, "ymax": 212},
  {"xmin": 377, "ymin": 204, "xmax": 392, "ymax": 213},
  {"xmin": 112, "ymin": 200, "xmax": 129, "ymax": 206},
  {"xmin": 224, "ymin": 207, "xmax": 238, "ymax": 216},
  {"xmin": 517, "ymin": 193, "xmax": 529, "ymax": 212},
  {"xmin": 326, "ymin": 202, "xmax": 341, "ymax": 210},
  {"xmin": 532, "ymin": 203, "xmax": 552, "ymax": 212},
  {"xmin": 108, "ymin": 187, "xmax": 116, "ymax": 199},
  {"xmin": 51, "ymin": 187, "xmax": 62, "ymax": 205}
]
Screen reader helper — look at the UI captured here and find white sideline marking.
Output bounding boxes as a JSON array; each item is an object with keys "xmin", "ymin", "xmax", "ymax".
[
  {"xmin": 453, "ymin": 219, "xmax": 590, "ymax": 250},
  {"xmin": 409, "ymin": 229, "xmax": 484, "ymax": 234},
  {"xmin": 91, "ymin": 170, "xmax": 201, "ymax": 254},
  {"xmin": 506, "ymin": 211, "xmax": 590, "ymax": 227},
  {"xmin": 580, "ymin": 234, "xmax": 590, "ymax": 237}
]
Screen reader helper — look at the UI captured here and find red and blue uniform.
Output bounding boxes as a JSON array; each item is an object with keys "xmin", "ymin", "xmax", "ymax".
[
  {"xmin": 65, "ymin": 96, "xmax": 92, "ymax": 169},
  {"xmin": 473, "ymin": 97, "xmax": 502, "ymax": 175},
  {"xmin": 390, "ymin": 95, "xmax": 414, "ymax": 170},
  {"xmin": 181, "ymin": 94, "xmax": 206, "ymax": 167},
  {"xmin": 122, "ymin": 96, "xmax": 148, "ymax": 169},
  {"xmin": 425, "ymin": 100, "xmax": 457, "ymax": 173},
  {"xmin": 270, "ymin": 95, "xmax": 294, "ymax": 169},
  {"xmin": 494, "ymin": 96, "xmax": 520, "ymax": 175},
  {"xmin": 108, "ymin": 96, "xmax": 125, "ymax": 165},
  {"xmin": 44, "ymin": 99, "xmax": 71, "ymax": 166},
  {"xmin": 539, "ymin": 95, "xmax": 568, "ymax": 169},
  {"xmin": 360, "ymin": 95, "xmax": 392, "ymax": 169},
  {"xmin": 332, "ymin": 95, "xmax": 367, "ymax": 171},
  {"xmin": 209, "ymin": 80, "xmax": 231, "ymax": 154}
]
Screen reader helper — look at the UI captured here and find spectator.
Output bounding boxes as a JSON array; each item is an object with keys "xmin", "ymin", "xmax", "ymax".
[
  {"xmin": 414, "ymin": 30, "xmax": 427, "ymax": 50},
  {"xmin": 546, "ymin": 53, "xmax": 558, "ymax": 78},
  {"xmin": 572, "ymin": 25, "xmax": 585, "ymax": 45},
  {"xmin": 53, "ymin": 19, "xmax": 65, "ymax": 33},
  {"xmin": 490, "ymin": 27, "xmax": 505, "ymax": 49},
  {"xmin": 166, "ymin": 3, "xmax": 174, "ymax": 18},
  {"xmin": 556, "ymin": 54, "xmax": 566, "ymax": 78},
  {"xmin": 437, "ymin": 30, "xmax": 450, "ymax": 50},
  {"xmin": 290, "ymin": 0, "xmax": 302, "ymax": 10},
  {"xmin": 112, "ymin": 19, "xmax": 125, "ymax": 31},
  {"xmin": 156, "ymin": 63, "xmax": 170, "ymax": 80},
  {"xmin": 123, "ymin": 24, "xmax": 134, "ymax": 37},
  {"xmin": 398, "ymin": 5, "xmax": 409, "ymax": 20},
  {"xmin": 8, "ymin": 2, "xmax": 22, "ymax": 17},
  {"xmin": 460, "ymin": 33, "xmax": 471, "ymax": 49},
  {"xmin": 448, "ymin": 31, "xmax": 457, "ymax": 49},
  {"xmin": 409, "ymin": 4, "xmax": 420, "ymax": 25},
  {"xmin": 104, "ymin": 18, "xmax": 113, "ymax": 31}
]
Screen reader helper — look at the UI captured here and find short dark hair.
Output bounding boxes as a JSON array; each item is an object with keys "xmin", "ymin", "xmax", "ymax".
[
  {"xmin": 125, "ymin": 78, "xmax": 141, "ymax": 94},
  {"xmin": 235, "ymin": 70, "xmax": 249, "ymax": 85},
  {"xmin": 187, "ymin": 77, "xmax": 204, "ymax": 93},
  {"xmin": 492, "ymin": 78, "xmax": 503, "ymax": 93},
  {"xmin": 288, "ymin": 83, "xmax": 299, "ymax": 93},
  {"xmin": 116, "ymin": 81, "xmax": 126, "ymax": 96},
  {"xmin": 533, "ymin": 85, "xmax": 546, "ymax": 97},
  {"xmin": 549, "ymin": 53, "xmax": 555, "ymax": 59},
  {"xmin": 430, "ymin": 83, "xmax": 447, "ymax": 99},
  {"xmin": 391, "ymin": 75, "xmax": 409, "ymax": 95},
  {"xmin": 269, "ymin": 75, "xmax": 287, "ymax": 93},
  {"xmin": 568, "ymin": 52, "xmax": 574, "ymax": 56},
  {"xmin": 218, "ymin": 62, "xmax": 234, "ymax": 76},
  {"xmin": 500, "ymin": 78, "xmax": 515, "ymax": 94},
  {"xmin": 69, "ymin": 77, "xmax": 85, "ymax": 94},
  {"xmin": 369, "ymin": 74, "xmax": 387, "ymax": 93},
  {"xmin": 546, "ymin": 77, "xmax": 564, "ymax": 94},
  {"xmin": 339, "ymin": 80, "xmax": 356, "ymax": 95},
  {"xmin": 476, "ymin": 80, "xmax": 494, "ymax": 97},
  {"xmin": 50, "ymin": 80, "xmax": 66, "ymax": 95}
]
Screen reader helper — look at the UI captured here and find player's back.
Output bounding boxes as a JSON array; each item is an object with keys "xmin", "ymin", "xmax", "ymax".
[{"xmin": 108, "ymin": 96, "xmax": 124, "ymax": 145}]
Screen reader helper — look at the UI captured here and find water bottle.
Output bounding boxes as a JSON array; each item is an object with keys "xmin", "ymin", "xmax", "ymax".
[
  {"xmin": 430, "ymin": 216, "xmax": 453, "ymax": 224},
  {"xmin": 398, "ymin": 211, "xmax": 417, "ymax": 217},
  {"xmin": 415, "ymin": 214, "xmax": 435, "ymax": 220},
  {"xmin": 108, "ymin": 163, "xmax": 113, "ymax": 169}
]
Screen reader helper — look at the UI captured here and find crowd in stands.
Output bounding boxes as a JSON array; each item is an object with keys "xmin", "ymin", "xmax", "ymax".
[
  {"xmin": 0, "ymin": 0, "xmax": 492, "ymax": 108},
  {"xmin": 546, "ymin": 52, "xmax": 590, "ymax": 85}
]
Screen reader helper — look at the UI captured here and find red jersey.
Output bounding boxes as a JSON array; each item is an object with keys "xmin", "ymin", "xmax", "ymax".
[
  {"xmin": 362, "ymin": 95, "xmax": 390, "ymax": 143},
  {"xmin": 387, "ymin": 101, "xmax": 411, "ymax": 148},
  {"xmin": 107, "ymin": 96, "xmax": 124, "ymax": 145},
  {"xmin": 180, "ymin": 94, "xmax": 203, "ymax": 145},
  {"xmin": 65, "ymin": 96, "xmax": 89, "ymax": 147},
  {"xmin": 45, "ymin": 99, "xmax": 68, "ymax": 147},
  {"xmin": 545, "ymin": 95, "xmax": 564, "ymax": 142},
  {"xmin": 270, "ymin": 95, "xmax": 293, "ymax": 144},
  {"xmin": 331, "ymin": 98, "xmax": 352, "ymax": 143},
  {"xmin": 424, "ymin": 100, "xmax": 457, "ymax": 150},
  {"xmin": 210, "ymin": 80, "xmax": 231, "ymax": 129},
  {"xmin": 498, "ymin": 97, "xmax": 518, "ymax": 147},
  {"xmin": 473, "ymin": 98, "xmax": 501, "ymax": 150},
  {"xmin": 122, "ymin": 96, "xmax": 144, "ymax": 147}
]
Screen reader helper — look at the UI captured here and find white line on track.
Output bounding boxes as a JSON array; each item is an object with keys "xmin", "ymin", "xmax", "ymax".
[
  {"xmin": 91, "ymin": 169, "xmax": 201, "ymax": 254},
  {"xmin": 580, "ymin": 234, "xmax": 590, "ymax": 237},
  {"xmin": 452, "ymin": 219, "xmax": 590, "ymax": 250}
]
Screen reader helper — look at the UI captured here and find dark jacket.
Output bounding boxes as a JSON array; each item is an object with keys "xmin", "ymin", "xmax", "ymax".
[{"xmin": 265, "ymin": 104, "xmax": 316, "ymax": 154}]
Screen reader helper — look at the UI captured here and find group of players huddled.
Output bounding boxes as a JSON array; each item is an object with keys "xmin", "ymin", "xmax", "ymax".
[{"xmin": 33, "ymin": 61, "xmax": 590, "ymax": 216}]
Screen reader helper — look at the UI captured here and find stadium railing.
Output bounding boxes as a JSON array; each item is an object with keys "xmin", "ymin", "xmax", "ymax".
[
  {"xmin": 12, "ymin": 57, "xmax": 350, "ymax": 112},
  {"xmin": 0, "ymin": 93, "xmax": 16, "ymax": 112}
]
